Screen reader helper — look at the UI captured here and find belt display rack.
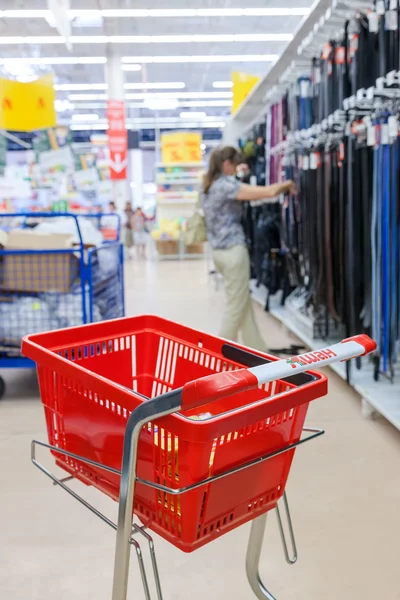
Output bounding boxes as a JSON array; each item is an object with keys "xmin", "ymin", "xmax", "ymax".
[{"xmin": 236, "ymin": 0, "xmax": 400, "ymax": 431}]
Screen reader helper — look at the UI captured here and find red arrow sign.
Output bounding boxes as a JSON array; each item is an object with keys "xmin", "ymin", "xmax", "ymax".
[{"xmin": 107, "ymin": 100, "xmax": 127, "ymax": 180}]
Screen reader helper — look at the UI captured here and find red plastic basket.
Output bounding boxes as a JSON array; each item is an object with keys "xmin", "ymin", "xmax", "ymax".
[{"xmin": 23, "ymin": 315, "xmax": 328, "ymax": 552}]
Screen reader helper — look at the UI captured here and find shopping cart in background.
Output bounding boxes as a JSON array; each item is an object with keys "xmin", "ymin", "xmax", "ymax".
[
  {"xmin": 22, "ymin": 316, "xmax": 376, "ymax": 599},
  {"xmin": 0, "ymin": 212, "xmax": 125, "ymax": 399}
]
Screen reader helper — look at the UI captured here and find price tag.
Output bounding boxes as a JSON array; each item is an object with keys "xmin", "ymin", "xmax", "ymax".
[
  {"xmin": 381, "ymin": 124, "xmax": 389, "ymax": 144},
  {"xmin": 376, "ymin": 0, "xmax": 385, "ymax": 15},
  {"xmin": 368, "ymin": 11, "xmax": 379, "ymax": 32},
  {"xmin": 356, "ymin": 88, "xmax": 365, "ymax": 100},
  {"xmin": 367, "ymin": 125, "xmax": 376, "ymax": 146},
  {"xmin": 386, "ymin": 10, "xmax": 398, "ymax": 29},
  {"xmin": 310, "ymin": 153, "xmax": 317, "ymax": 169},
  {"xmin": 388, "ymin": 115, "xmax": 398, "ymax": 138},
  {"xmin": 302, "ymin": 155, "xmax": 310, "ymax": 171},
  {"xmin": 366, "ymin": 86, "xmax": 375, "ymax": 100}
]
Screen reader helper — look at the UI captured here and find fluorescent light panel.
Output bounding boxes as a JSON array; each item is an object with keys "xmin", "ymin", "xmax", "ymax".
[
  {"xmin": 180, "ymin": 111, "xmax": 207, "ymax": 119},
  {"xmin": 55, "ymin": 82, "xmax": 185, "ymax": 91},
  {"xmin": 68, "ymin": 91, "xmax": 232, "ymax": 101},
  {"xmin": 213, "ymin": 81, "xmax": 233, "ymax": 88},
  {"xmin": 0, "ymin": 33, "xmax": 292, "ymax": 44},
  {"xmin": 70, "ymin": 122, "xmax": 225, "ymax": 130},
  {"xmin": 72, "ymin": 113, "xmax": 99, "ymax": 121},
  {"xmin": 71, "ymin": 100, "xmax": 233, "ymax": 109},
  {"xmin": 1, "ymin": 8, "xmax": 309, "ymax": 18},
  {"xmin": 0, "ymin": 55, "xmax": 276, "ymax": 67},
  {"xmin": 123, "ymin": 54, "xmax": 278, "ymax": 64},
  {"xmin": 0, "ymin": 57, "xmax": 106, "ymax": 65},
  {"xmin": 120, "ymin": 64, "xmax": 142, "ymax": 72}
]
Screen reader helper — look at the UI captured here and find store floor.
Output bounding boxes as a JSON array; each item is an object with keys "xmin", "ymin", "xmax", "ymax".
[{"xmin": 1, "ymin": 259, "xmax": 400, "ymax": 600}]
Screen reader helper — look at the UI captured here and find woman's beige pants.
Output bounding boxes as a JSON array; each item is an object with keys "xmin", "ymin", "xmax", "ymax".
[{"xmin": 212, "ymin": 244, "xmax": 266, "ymax": 351}]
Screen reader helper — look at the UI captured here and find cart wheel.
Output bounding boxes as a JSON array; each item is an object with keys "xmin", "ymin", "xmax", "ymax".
[{"xmin": 0, "ymin": 377, "xmax": 5, "ymax": 400}]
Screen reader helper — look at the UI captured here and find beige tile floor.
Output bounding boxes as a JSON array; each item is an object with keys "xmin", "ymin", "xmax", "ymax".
[{"xmin": 1, "ymin": 259, "xmax": 400, "ymax": 600}]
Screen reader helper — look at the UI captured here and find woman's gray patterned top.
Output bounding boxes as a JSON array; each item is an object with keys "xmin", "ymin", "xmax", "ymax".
[{"xmin": 201, "ymin": 175, "xmax": 244, "ymax": 250}]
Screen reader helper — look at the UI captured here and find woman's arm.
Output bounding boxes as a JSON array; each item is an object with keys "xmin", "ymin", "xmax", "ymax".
[{"xmin": 236, "ymin": 180, "xmax": 295, "ymax": 202}]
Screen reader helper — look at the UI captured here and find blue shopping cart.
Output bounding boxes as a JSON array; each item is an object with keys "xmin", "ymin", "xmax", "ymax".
[{"xmin": 0, "ymin": 212, "xmax": 125, "ymax": 398}]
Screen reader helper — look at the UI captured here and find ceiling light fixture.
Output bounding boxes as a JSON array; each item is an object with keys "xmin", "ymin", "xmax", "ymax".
[
  {"xmin": 68, "ymin": 94, "xmax": 108, "ymax": 101},
  {"xmin": 125, "ymin": 82, "xmax": 185, "ymax": 90},
  {"xmin": 122, "ymin": 54, "xmax": 278, "ymax": 64},
  {"xmin": 213, "ymin": 81, "xmax": 233, "ymax": 88},
  {"xmin": 63, "ymin": 99, "xmax": 233, "ymax": 110},
  {"xmin": 0, "ymin": 57, "xmax": 106, "ymax": 65},
  {"xmin": 180, "ymin": 111, "xmax": 207, "ymax": 119},
  {"xmin": 0, "ymin": 36, "xmax": 65, "ymax": 44},
  {"xmin": 120, "ymin": 64, "xmax": 142, "ymax": 72},
  {"xmin": 0, "ymin": 33, "xmax": 292, "ymax": 45},
  {"xmin": 55, "ymin": 82, "xmax": 185, "ymax": 91},
  {"xmin": 0, "ymin": 8, "xmax": 309, "ymax": 18},
  {"xmin": 55, "ymin": 99, "xmax": 75, "ymax": 112},
  {"xmin": 55, "ymin": 83, "xmax": 108, "ymax": 91},
  {"xmin": 68, "ymin": 91, "xmax": 232, "ymax": 101},
  {"xmin": 72, "ymin": 113, "xmax": 99, "ymax": 121},
  {"xmin": 125, "ymin": 91, "xmax": 232, "ymax": 100},
  {"xmin": 144, "ymin": 98, "xmax": 180, "ymax": 110},
  {"xmin": 70, "ymin": 123, "xmax": 108, "ymax": 130}
]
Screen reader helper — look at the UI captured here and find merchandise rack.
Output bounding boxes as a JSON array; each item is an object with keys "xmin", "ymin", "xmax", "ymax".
[
  {"xmin": 0, "ymin": 212, "xmax": 125, "ymax": 399},
  {"xmin": 251, "ymin": 286, "xmax": 400, "ymax": 431},
  {"xmin": 223, "ymin": 0, "xmax": 374, "ymax": 143},
  {"xmin": 153, "ymin": 162, "xmax": 205, "ymax": 261},
  {"xmin": 225, "ymin": 0, "xmax": 399, "ymax": 431},
  {"xmin": 22, "ymin": 314, "xmax": 375, "ymax": 599}
]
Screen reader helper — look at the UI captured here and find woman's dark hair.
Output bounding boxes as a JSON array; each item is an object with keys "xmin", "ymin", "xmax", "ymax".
[{"xmin": 203, "ymin": 146, "xmax": 243, "ymax": 193}]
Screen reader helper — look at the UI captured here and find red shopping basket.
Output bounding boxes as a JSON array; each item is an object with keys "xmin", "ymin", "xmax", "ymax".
[{"xmin": 22, "ymin": 316, "xmax": 374, "ymax": 552}]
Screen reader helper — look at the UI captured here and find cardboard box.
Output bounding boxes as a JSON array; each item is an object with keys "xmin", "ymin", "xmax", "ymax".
[
  {"xmin": 0, "ymin": 230, "xmax": 79, "ymax": 294},
  {"xmin": 156, "ymin": 239, "xmax": 179, "ymax": 256}
]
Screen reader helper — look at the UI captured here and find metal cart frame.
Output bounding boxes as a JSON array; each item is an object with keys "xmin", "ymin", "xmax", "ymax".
[
  {"xmin": 28, "ymin": 334, "xmax": 375, "ymax": 599},
  {"xmin": 0, "ymin": 212, "xmax": 124, "ymax": 397}
]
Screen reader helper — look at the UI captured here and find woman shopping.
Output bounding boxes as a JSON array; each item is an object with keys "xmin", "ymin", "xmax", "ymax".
[{"xmin": 201, "ymin": 146, "xmax": 295, "ymax": 351}]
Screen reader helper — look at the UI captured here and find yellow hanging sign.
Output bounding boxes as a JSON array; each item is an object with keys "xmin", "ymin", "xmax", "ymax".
[
  {"xmin": 161, "ymin": 132, "xmax": 202, "ymax": 164},
  {"xmin": 0, "ymin": 74, "xmax": 56, "ymax": 132},
  {"xmin": 231, "ymin": 71, "xmax": 260, "ymax": 115}
]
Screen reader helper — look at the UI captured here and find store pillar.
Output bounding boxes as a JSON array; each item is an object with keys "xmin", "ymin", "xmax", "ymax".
[{"xmin": 105, "ymin": 47, "xmax": 128, "ymax": 211}]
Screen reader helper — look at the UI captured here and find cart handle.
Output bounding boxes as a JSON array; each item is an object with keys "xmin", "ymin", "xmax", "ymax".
[{"xmin": 181, "ymin": 335, "xmax": 376, "ymax": 411}]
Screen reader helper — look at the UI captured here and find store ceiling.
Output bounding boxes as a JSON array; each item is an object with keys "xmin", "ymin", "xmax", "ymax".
[{"xmin": 0, "ymin": 0, "xmax": 314, "ymax": 132}]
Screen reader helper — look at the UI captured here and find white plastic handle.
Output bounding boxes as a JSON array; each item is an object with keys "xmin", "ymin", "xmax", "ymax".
[
  {"xmin": 248, "ymin": 335, "xmax": 376, "ymax": 386},
  {"xmin": 181, "ymin": 335, "xmax": 376, "ymax": 410}
]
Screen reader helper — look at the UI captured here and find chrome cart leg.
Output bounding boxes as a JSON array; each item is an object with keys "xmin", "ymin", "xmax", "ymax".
[
  {"xmin": 275, "ymin": 493, "xmax": 297, "ymax": 565},
  {"xmin": 111, "ymin": 391, "xmax": 182, "ymax": 600},
  {"xmin": 246, "ymin": 513, "xmax": 277, "ymax": 600},
  {"xmin": 246, "ymin": 492, "xmax": 298, "ymax": 599}
]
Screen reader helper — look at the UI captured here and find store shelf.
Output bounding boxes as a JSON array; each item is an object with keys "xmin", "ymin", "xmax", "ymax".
[
  {"xmin": 223, "ymin": 0, "xmax": 335, "ymax": 142},
  {"xmin": 156, "ymin": 162, "xmax": 204, "ymax": 168},
  {"xmin": 251, "ymin": 283, "xmax": 400, "ymax": 431},
  {"xmin": 156, "ymin": 198, "xmax": 197, "ymax": 205},
  {"xmin": 156, "ymin": 178, "xmax": 202, "ymax": 185}
]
